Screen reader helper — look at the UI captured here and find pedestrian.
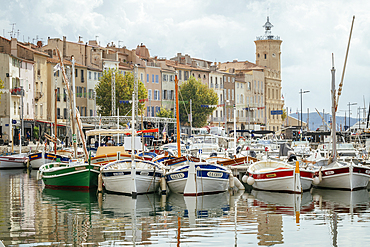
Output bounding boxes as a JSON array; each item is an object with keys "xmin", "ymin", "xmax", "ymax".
[{"xmin": 26, "ymin": 131, "xmax": 30, "ymax": 141}]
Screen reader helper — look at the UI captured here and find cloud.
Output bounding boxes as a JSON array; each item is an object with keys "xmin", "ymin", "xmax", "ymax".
[{"xmin": 0, "ymin": 0, "xmax": 369, "ymax": 114}]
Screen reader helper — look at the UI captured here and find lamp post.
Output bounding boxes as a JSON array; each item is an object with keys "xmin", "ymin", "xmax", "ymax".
[
  {"xmin": 347, "ymin": 102, "xmax": 357, "ymax": 132},
  {"xmin": 299, "ymin": 89, "xmax": 310, "ymax": 140}
]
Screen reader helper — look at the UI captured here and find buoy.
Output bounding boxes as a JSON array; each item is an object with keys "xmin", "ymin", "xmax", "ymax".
[
  {"xmin": 97, "ymin": 173, "xmax": 103, "ymax": 193},
  {"xmin": 229, "ymin": 173, "xmax": 235, "ymax": 188},
  {"xmin": 160, "ymin": 176, "xmax": 166, "ymax": 195},
  {"xmin": 247, "ymin": 176, "xmax": 255, "ymax": 185},
  {"xmin": 312, "ymin": 176, "xmax": 320, "ymax": 185},
  {"xmin": 242, "ymin": 174, "xmax": 248, "ymax": 183},
  {"xmin": 234, "ymin": 177, "xmax": 245, "ymax": 190}
]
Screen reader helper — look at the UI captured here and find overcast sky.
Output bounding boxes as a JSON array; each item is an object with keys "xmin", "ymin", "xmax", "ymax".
[{"xmin": 1, "ymin": 0, "xmax": 369, "ymax": 119}]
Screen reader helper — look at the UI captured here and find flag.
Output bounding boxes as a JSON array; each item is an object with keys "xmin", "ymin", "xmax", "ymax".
[
  {"xmin": 53, "ymin": 64, "xmax": 61, "ymax": 73},
  {"xmin": 99, "ymin": 115, "xmax": 101, "ymax": 126}
]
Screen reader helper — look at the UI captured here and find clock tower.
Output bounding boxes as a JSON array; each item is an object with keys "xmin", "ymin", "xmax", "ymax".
[{"xmin": 254, "ymin": 16, "xmax": 282, "ymax": 75}]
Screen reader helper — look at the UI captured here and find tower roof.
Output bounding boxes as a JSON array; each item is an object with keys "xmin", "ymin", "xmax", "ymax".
[{"xmin": 256, "ymin": 16, "xmax": 280, "ymax": 41}]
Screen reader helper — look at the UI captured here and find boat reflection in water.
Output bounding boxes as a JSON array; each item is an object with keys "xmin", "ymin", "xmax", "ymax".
[
  {"xmin": 312, "ymin": 188, "xmax": 370, "ymax": 214},
  {"xmin": 100, "ymin": 193, "xmax": 162, "ymax": 246},
  {"xmin": 249, "ymin": 190, "xmax": 314, "ymax": 246},
  {"xmin": 42, "ymin": 188, "xmax": 98, "ymax": 205}
]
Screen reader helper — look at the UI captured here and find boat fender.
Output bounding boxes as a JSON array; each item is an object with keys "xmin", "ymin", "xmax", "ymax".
[
  {"xmin": 36, "ymin": 171, "xmax": 43, "ymax": 180},
  {"xmin": 312, "ymin": 176, "xmax": 321, "ymax": 185},
  {"xmin": 229, "ymin": 174, "xmax": 235, "ymax": 188},
  {"xmin": 97, "ymin": 173, "xmax": 103, "ymax": 193},
  {"xmin": 318, "ymin": 167, "xmax": 322, "ymax": 182},
  {"xmin": 234, "ymin": 177, "xmax": 245, "ymax": 190},
  {"xmin": 242, "ymin": 174, "xmax": 248, "ymax": 183},
  {"xmin": 247, "ymin": 176, "xmax": 255, "ymax": 185},
  {"xmin": 160, "ymin": 177, "xmax": 167, "ymax": 195}
]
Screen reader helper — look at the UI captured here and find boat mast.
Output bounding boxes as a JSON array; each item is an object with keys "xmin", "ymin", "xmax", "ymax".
[
  {"xmin": 56, "ymin": 49, "xmax": 78, "ymax": 158},
  {"xmin": 175, "ymin": 74, "xmax": 181, "ymax": 157},
  {"xmin": 54, "ymin": 75, "xmax": 57, "ymax": 154},
  {"xmin": 331, "ymin": 53, "xmax": 337, "ymax": 162}
]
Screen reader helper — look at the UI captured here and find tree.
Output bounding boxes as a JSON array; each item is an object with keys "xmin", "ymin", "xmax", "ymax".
[
  {"xmin": 281, "ymin": 108, "xmax": 287, "ymax": 121},
  {"xmin": 95, "ymin": 69, "xmax": 148, "ymax": 116},
  {"xmin": 0, "ymin": 78, "xmax": 4, "ymax": 102},
  {"xmin": 156, "ymin": 108, "xmax": 174, "ymax": 118},
  {"xmin": 179, "ymin": 76, "xmax": 218, "ymax": 128}
]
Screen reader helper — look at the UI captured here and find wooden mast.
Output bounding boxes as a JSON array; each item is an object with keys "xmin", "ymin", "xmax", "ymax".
[{"xmin": 175, "ymin": 74, "xmax": 181, "ymax": 157}]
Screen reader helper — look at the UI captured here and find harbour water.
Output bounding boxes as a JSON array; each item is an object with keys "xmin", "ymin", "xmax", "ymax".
[{"xmin": 1, "ymin": 169, "xmax": 370, "ymax": 246}]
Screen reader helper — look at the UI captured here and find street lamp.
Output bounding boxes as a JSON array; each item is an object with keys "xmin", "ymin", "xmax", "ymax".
[
  {"xmin": 299, "ymin": 89, "xmax": 310, "ymax": 140},
  {"xmin": 347, "ymin": 102, "xmax": 357, "ymax": 131}
]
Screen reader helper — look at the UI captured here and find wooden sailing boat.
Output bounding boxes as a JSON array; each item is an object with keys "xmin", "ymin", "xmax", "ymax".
[{"xmin": 38, "ymin": 50, "xmax": 99, "ymax": 190}]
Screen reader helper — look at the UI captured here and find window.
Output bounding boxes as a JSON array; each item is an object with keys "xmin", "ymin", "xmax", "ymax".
[
  {"xmin": 163, "ymin": 74, "xmax": 167, "ymax": 81},
  {"xmin": 178, "ymin": 70, "xmax": 182, "ymax": 80},
  {"xmin": 232, "ymin": 77, "xmax": 235, "ymax": 83},
  {"xmin": 57, "ymin": 108, "xmax": 60, "ymax": 119},
  {"xmin": 57, "ymin": 87, "xmax": 60, "ymax": 101},
  {"xmin": 228, "ymin": 89, "xmax": 230, "ymax": 100},
  {"xmin": 170, "ymin": 75, "xmax": 174, "ymax": 82},
  {"xmin": 94, "ymin": 72, "xmax": 97, "ymax": 80},
  {"xmin": 154, "ymin": 90, "xmax": 158, "ymax": 100},
  {"xmin": 64, "ymin": 108, "xmax": 67, "ymax": 119},
  {"xmin": 152, "ymin": 74, "xmax": 154, "ymax": 83},
  {"xmin": 241, "ymin": 83, "xmax": 243, "ymax": 89},
  {"xmin": 232, "ymin": 89, "xmax": 234, "ymax": 100},
  {"xmin": 151, "ymin": 106, "xmax": 154, "ymax": 117},
  {"xmin": 264, "ymin": 54, "xmax": 267, "ymax": 59},
  {"xmin": 237, "ymin": 94, "xmax": 239, "ymax": 104},
  {"xmin": 141, "ymin": 73, "xmax": 144, "ymax": 82},
  {"xmin": 184, "ymin": 71, "xmax": 189, "ymax": 80},
  {"xmin": 27, "ymin": 103, "xmax": 29, "ymax": 115},
  {"xmin": 156, "ymin": 75, "xmax": 159, "ymax": 83},
  {"xmin": 89, "ymin": 71, "xmax": 91, "ymax": 79},
  {"xmin": 63, "ymin": 89, "xmax": 67, "ymax": 102},
  {"xmin": 35, "ymin": 104, "xmax": 38, "ymax": 117},
  {"xmin": 241, "ymin": 94, "xmax": 244, "ymax": 104},
  {"xmin": 84, "ymin": 87, "xmax": 86, "ymax": 98},
  {"xmin": 147, "ymin": 74, "xmax": 149, "ymax": 83},
  {"xmin": 148, "ymin": 89, "xmax": 152, "ymax": 100},
  {"xmin": 40, "ymin": 104, "xmax": 43, "ymax": 117},
  {"xmin": 237, "ymin": 82, "xmax": 239, "ymax": 88},
  {"xmin": 81, "ymin": 70, "xmax": 84, "ymax": 82},
  {"xmin": 163, "ymin": 90, "xmax": 167, "ymax": 100},
  {"xmin": 90, "ymin": 109, "xmax": 93, "ymax": 116},
  {"xmin": 75, "ymin": 69, "xmax": 78, "ymax": 77}
]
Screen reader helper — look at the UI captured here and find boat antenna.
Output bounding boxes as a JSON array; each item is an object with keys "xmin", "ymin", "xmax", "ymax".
[{"xmin": 336, "ymin": 15, "xmax": 355, "ymax": 112}]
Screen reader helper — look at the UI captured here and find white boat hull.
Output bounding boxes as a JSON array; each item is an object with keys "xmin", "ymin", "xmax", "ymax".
[
  {"xmin": 165, "ymin": 164, "xmax": 230, "ymax": 195},
  {"xmin": 0, "ymin": 154, "xmax": 28, "ymax": 169},
  {"xmin": 101, "ymin": 159, "xmax": 163, "ymax": 195},
  {"xmin": 315, "ymin": 164, "xmax": 370, "ymax": 190}
]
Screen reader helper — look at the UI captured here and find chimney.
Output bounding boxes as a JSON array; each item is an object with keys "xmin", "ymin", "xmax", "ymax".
[
  {"xmin": 11, "ymin": 38, "xmax": 17, "ymax": 57},
  {"xmin": 63, "ymin": 36, "xmax": 66, "ymax": 58}
]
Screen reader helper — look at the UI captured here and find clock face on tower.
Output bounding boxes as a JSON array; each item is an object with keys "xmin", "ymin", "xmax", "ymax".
[{"xmin": 272, "ymin": 53, "xmax": 276, "ymax": 57}]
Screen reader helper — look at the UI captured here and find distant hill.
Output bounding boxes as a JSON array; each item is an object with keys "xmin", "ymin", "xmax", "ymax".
[{"xmin": 289, "ymin": 112, "xmax": 360, "ymax": 131}]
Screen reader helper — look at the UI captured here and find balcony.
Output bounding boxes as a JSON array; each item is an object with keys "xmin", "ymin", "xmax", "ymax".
[
  {"xmin": 10, "ymin": 87, "xmax": 23, "ymax": 96},
  {"xmin": 35, "ymin": 91, "xmax": 43, "ymax": 101}
]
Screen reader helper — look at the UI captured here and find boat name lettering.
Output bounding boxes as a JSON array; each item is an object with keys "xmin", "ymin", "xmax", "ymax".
[
  {"xmin": 75, "ymin": 167, "xmax": 86, "ymax": 171},
  {"xmin": 207, "ymin": 172, "xmax": 223, "ymax": 178},
  {"xmin": 140, "ymin": 171, "xmax": 149, "ymax": 176},
  {"xmin": 113, "ymin": 172, "xmax": 124, "ymax": 176},
  {"xmin": 266, "ymin": 174, "xmax": 276, "ymax": 178},
  {"xmin": 170, "ymin": 173, "xmax": 185, "ymax": 180},
  {"xmin": 325, "ymin": 171, "xmax": 334, "ymax": 175}
]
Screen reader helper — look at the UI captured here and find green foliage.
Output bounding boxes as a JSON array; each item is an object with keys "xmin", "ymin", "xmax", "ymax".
[
  {"xmin": 95, "ymin": 69, "xmax": 148, "ymax": 116},
  {"xmin": 281, "ymin": 108, "xmax": 287, "ymax": 121},
  {"xmin": 156, "ymin": 108, "xmax": 174, "ymax": 118},
  {"xmin": 33, "ymin": 126, "xmax": 39, "ymax": 140},
  {"xmin": 0, "ymin": 78, "xmax": 4, "ymax": 102},
  {"xmin": 179, "ymin": 76, "xmax": 218, "ymax": 128}
]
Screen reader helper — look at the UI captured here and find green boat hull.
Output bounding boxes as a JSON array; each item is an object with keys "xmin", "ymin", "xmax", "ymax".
[{"xmin": 41, "ymin": 163, "xmax": 100, "ymax": 190}]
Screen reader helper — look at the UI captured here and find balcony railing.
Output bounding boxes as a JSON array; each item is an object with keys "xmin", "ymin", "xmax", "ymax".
[{"xmin": 10, "ymin": 87, "xmax": 23, "ymax": 96}]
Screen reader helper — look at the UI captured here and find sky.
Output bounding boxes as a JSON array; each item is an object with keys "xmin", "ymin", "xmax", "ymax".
[{"xmin": 0, "ymin": 0, "xmax": 369, "ymax": 119}]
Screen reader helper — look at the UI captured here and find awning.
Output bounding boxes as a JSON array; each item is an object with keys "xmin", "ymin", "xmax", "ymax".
[
  {"xmin": 137, "ymin": 128, "xmax": 159, "ymax": 134},
  {"xmin": 86, "ymin": 129, "xmax": 132, "ymax": 137}
]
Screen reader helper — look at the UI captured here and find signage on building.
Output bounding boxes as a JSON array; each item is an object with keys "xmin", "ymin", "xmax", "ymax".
[{"xmin": 271, "ymin": 110, "xmax": 283, "ymax": 115}]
